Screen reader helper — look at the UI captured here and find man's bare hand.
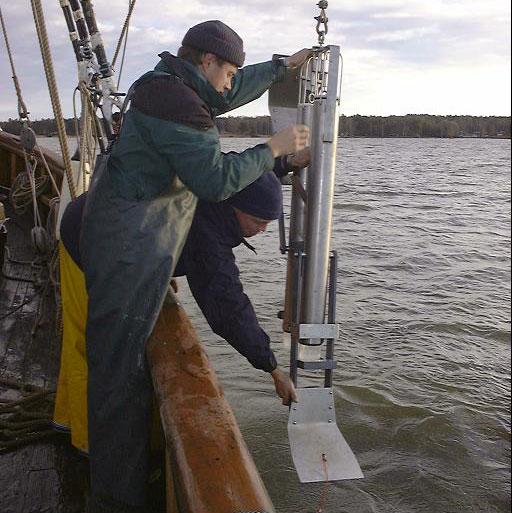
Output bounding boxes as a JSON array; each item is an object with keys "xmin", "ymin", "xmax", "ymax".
[
  {"xmin": 271, "ymin": 367, "xmax": 298, "ymax": 406},
  {"xmin": 288, "ymin": 147, "xmax": 311, "ymax": 169},
  {"xmin": 285, "ymin": 48, "xmax": 313, "ymax": 69},
  {"xmin": 268, "ymin": 125, "xmax": 309, "ymax": 158}
]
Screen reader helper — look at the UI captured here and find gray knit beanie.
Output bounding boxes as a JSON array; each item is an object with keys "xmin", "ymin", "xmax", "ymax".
[{"xmin": 182, "ymin": 20, "xmax": 245, "ymax": 67}]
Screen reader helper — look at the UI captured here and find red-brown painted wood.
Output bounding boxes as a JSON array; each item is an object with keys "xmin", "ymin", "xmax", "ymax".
[{"xmin": 147, "ymin": 294, "xmax": 275, "ymax": 513}]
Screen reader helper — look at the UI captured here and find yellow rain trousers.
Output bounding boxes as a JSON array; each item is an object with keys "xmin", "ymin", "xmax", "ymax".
[
  {"xmin": 53, "ymin": 242, "xmax": 89, "ymax": 453},
  {"xmin": 53, "ymin": 242, "xmax": 163, "ymax": 455}
]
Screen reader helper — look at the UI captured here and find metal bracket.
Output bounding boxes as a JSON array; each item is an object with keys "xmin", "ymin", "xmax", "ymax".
[
  {"xmin": 288, "ymin": 388, "xmax": 363, "ymax": 483},
  {"xmin": 292, "ymin": 323, "xmax": 339, "ymax": 340},
  {"xmin": 297, "ymin": 359, "xmax": 336, "ymax": 371}
]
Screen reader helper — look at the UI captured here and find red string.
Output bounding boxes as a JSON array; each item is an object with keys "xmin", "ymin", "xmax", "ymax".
[{"xmin": 315, "ymin": 453, "xmax": 329, "ymax": 513}]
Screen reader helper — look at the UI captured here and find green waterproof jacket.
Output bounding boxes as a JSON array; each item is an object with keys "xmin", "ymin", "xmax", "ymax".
[{"xmin": 108, "ymin": 52, "xmax": 285, "ymax": 202}]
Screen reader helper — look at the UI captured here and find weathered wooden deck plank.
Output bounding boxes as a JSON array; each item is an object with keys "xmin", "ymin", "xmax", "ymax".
[{"xmin": 0, "ymin": 203, "xmax": 89, "ymax": 513}]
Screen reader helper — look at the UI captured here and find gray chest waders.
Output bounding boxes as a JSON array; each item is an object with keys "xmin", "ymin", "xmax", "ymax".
[{"xmin": 79, "ymin": 72, "xmax": 197, "ymax": 507}]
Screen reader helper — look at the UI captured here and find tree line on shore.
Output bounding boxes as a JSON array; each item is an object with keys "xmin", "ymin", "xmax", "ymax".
[{"xmin": 1, "ymin": 114, "xmax": 510, "ymax": 139}]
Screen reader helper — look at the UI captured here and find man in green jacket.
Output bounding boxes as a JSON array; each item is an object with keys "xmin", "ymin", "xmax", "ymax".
[{"xmin": 80, "ymin": 20, "xmax": 310, "ymax": 512}]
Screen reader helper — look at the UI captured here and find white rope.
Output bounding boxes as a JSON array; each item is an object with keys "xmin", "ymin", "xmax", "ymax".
[
  {"xmin": 77, "ymin": 82, "xmax": 99, "ymax": 191},
  {"xmin": 35, "ymin": 145, "xmax": 61, "ymax": 198}
]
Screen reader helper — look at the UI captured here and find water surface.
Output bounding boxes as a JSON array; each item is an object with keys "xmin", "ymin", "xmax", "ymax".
[{"xmin": 41, "ymin": 136, "xmax": 511, "ymax": 513}]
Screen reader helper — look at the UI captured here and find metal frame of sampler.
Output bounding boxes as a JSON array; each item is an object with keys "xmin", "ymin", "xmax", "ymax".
[{"xmin": 269, "ymin": 45, "xmax": 364, "ymax": 483}]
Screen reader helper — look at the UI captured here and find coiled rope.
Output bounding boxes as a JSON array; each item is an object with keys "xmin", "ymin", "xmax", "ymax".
[
  {"xmin": 0, "ymin": 377, "xmax": 57, "ymax": 453},
  {"xmin": 9, "ymin": 170, "xmax": 49, "ymax": 216}
]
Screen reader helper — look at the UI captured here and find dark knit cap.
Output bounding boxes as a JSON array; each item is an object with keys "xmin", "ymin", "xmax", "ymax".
[
  {"xmin": 229, "ymin": 172, "xmax": 283, "ymax": 221},
  {"xmin": 182, "ymin": 20, "xmax": 245, "ymax": 67}
]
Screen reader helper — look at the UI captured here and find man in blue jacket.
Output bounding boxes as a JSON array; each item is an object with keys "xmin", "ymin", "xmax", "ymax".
[
  {"xmin": 176, "ymin": 162, "xmax": 298, "ymax": 399},
  {"xmin": 80, "ymin": 19, "xmax": 310, "ymax": 511}
]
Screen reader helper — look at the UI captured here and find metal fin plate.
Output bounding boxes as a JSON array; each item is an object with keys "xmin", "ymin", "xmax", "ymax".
[{"xmin": 288, "ymin": 387, "xmax": 363, "ymax": 483}]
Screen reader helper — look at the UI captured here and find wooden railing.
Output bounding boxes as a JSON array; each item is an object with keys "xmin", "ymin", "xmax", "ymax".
[
  {"xmin": 147, "ymin": 291, "xmax": 276, "ymax": 513},
  {"xmin": 0, "ymin": 131, "xmax": 64, "ymax": 186}
]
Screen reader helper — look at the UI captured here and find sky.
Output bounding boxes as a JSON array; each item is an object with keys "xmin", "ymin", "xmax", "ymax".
[{"xmin": 0, "ymin": 0, "xmax": 511, "ymax": 120}]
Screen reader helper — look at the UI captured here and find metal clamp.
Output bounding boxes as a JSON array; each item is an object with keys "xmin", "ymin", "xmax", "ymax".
[{"xmin": 297, "ymin": 359, "xmax": 337, "ymax": 371}]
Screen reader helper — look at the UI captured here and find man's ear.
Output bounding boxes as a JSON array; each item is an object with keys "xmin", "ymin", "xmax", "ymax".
[{"xmin": 201, "ymin": 52, "xmax": 217, "ymax": 69}]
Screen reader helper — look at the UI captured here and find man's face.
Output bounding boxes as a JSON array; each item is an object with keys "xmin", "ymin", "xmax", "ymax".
[
  {"xmin": 199, "ymin": 53, "xmax": 237, "ymax": 94},
  {"xmin": 234, "ymin": 208, "xmax": 271, "ymax": 238}
]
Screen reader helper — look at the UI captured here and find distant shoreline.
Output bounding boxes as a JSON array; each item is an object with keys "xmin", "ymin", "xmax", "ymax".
[
  {"xmin": 2, "ymin": 114, "xmax": 510, "ymax": 139},
  {"xmin": 219, "ymin": 134, "xmax": 511, "ymax": 140}
]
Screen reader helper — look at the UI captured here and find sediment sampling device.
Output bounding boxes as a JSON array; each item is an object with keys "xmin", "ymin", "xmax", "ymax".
[{"xmin": 269, "ymin": 1, "xmax": 364, "ymax": 483}]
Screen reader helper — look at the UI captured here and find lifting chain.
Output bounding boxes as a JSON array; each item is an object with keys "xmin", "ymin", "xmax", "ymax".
[{"xmin": 315, "ymin": 0, "xmax": 329, "ymax": 46}]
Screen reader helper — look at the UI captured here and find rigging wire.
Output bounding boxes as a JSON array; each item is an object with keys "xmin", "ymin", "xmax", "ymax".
[
  {"xmin": 112, "ymin": 0, "xmax": 137, "ymax": 68},
  {"xmin": 117, "ymin": 17, "xmax": 130, "ymax": 90},
  {"xmin": 0, "ymin": 6, "xmax": 29, "ymax": 121}
]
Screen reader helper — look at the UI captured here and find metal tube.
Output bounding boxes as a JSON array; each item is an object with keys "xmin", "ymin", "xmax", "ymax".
[
  {"xmin": 324, "ymin": 251, "xmax": 337, "ymax": 387},
  {"xmin": 278, "ymin": 212, "xmax": 287, "ymax": 254},
  {"xmin": 302, "ymin": 46, "xmax": 341, "ymax": 342},
  {"xmin": 289, "ymin": 250, "xmax": 304, "ymax": 387},
  {"xmin": 282, "ymin": 103, "xmax": 312, "ymax": 332},
  {"xmin": 290, "ymin": 104, "xmax": 312, "ymax": 245}
]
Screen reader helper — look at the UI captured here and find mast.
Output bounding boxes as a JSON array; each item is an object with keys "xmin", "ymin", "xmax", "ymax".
[{"xmin": 55, "ymin": 0, "xmax": 126, "ymax": 235}]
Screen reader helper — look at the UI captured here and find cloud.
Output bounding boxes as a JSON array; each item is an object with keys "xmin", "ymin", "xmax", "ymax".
[
  {"xmin": 0, "ymin": 0, "xmax": 510, "ymax": 119},
  {"xmin": 367, "ymin": 26, "xmax": 440, "ymax": 43}
]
